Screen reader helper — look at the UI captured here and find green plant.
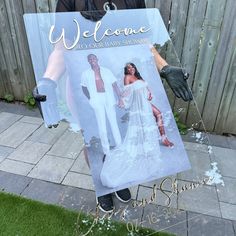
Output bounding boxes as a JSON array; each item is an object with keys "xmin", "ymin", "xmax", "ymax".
[
  {"xmin": 24, "ymin": 92, "xmax": 36, "ymax": 108},
  {"xmin": 4, "ymin": 94, "xmax": 15, "ymax": 103},
  {"xmin": 173, "ymin": 111, "xmax": 188, "ymax": 135}
]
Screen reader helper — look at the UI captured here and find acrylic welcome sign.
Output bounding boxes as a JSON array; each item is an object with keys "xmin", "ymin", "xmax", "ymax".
[
  {"xmin": 23, "ymin": 9, "xmax": 192, "ymax": 197},
  {"xmin": 22, "ymin": 7, "xmax": 229, "ymax": 235}
]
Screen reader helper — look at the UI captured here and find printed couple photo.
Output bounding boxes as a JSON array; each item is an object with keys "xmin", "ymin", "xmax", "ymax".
[{"xmin": 64, "ymin": 44, "xmax": 190, "ymax": 196}]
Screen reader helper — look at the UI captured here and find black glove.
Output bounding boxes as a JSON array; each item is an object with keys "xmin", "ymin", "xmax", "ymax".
[
  {"xmin": 160, "ymin": 65, "xmax": 193, "ymax": 101},
  {"xmin": 32, "ymin": 78, "xmax": 60, "ymax": 128}
]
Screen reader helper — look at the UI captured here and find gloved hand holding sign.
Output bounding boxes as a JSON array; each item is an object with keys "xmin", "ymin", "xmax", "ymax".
[
  {"xmin": 33, "ymin": 78, "xmax": 60, "ymax": 128},
  {"xmin": 160, "ymin": 65, "xmax": 193, "ymax": 101}
]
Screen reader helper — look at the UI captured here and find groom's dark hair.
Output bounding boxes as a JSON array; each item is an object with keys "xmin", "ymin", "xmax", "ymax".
[{"xmin": 87, "ymin": 54, "xmax": 97, "ymax": 59}]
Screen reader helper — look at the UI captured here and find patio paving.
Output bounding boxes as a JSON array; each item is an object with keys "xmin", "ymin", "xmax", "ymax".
[
  {"xmin": 28, "ymin": 154, "xmax": 74, "ymax": 183},
  {"xmin": 7, "ymin": 141, "xmax": 51, "ymax": 164},
  {"xmin": 0, "ymin": 102, "xmax": 236, "ymax": 236},
  {"xmin": 0, "ymin": 121, "xmax": 39, "ymax": 148},
  {"xmin": 211, "ymin": 146, "xmax": 236, "ymax": 178},
  {"xmin": 177, "ymin": 180, "xmax": 221, "ymax": 218},
  {"xmin": 187, "ymin": 212, "xmax": 235, "ymax": 236}
]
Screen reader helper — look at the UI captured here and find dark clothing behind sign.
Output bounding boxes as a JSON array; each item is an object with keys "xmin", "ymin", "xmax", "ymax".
[
  {"xmin": 53, "ymin": 0, "xmax": 147, "ymax": 41},
  {"xmin": 56, "ymin": 0, "xmax": 146, "ymax": 12}
]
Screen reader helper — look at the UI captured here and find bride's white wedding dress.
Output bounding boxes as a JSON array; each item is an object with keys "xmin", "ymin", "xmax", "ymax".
[{"xmin": 100, "ymin": 80, "xmax": 161, "ymax": 188}]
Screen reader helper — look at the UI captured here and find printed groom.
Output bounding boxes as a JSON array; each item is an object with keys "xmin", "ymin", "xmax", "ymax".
[{"xmin": 81, "ymin": 54, "xmax": 122, "ymax": 160}]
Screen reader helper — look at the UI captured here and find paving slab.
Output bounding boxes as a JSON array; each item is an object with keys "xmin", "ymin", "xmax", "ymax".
[
  {"xmin": 233, "ymin": 221, "xmax": 236, "ymax": 234},
  {"xmin": 59, "ymin": 186, "xmax": 96, "ymax": 212},
  {"xmin": 0, "ymin": 171, "xmax": 32, "ymax": 194},
  {"xmin": 62, "ymin": 172, "xmax": 94, "ymax": 191},
  {"xmin": 0, "ymin": 122, "xmax": 39, "ymax": 148},
  {"xmin": 181, "ymin": 131, "xmax": 199, "ymax": 143},
  {"xmin": 177, "ymin": 150, "xmax": 212, "ymax": 183},
  {"xmin": 70, "ymin": 151, "xmax": 91, "ymax": 175},
  {"xmin": 227, "ymin": 135, "xmax": 236, "ymax": 150},
  {"xmin": 220, "ymin": 202, "xmax": 236, "ymax": 221},
  {"xmin": 141, "ymin": 175, "xmax": 177, "ymax": 192},
  {"xmin": 177, "ymin": 180, "xmax": 221, "ymax": 218},
  {"xmin": 47, "ymin": 130, "xmax": 84, "ymax": 159},
  {"xmin": 188, "ymin": 211, "xmax": 235, "ymax": 236},
  {"xmin": 7, "ymin": 141, "xmax": 51, "ymax": 164},
  {"xmin": 129, "ymin": 185, "xmax": 139, "ymax": 200},
  {"xmin": 28, "ymin": 155, "xmax": 73, "ymax": 183},
  {"xmin": 27, "ymin": 121, "xmax": 68, "ymax": 145},
  {"xmin": 0, "ymin": 159, "xmax": 34, "ymax": 176},
  {"xmin": 212, "ymin": 146, "xmax": 236, "ymax": 178},
  {"xmin": 181, "ymin": 131, "xmax": 209, "ymax": 146},
  {"xmin": 142, "ymin": 204, "xmax": 187, "ymax": 236},
  {"xmin": 183, "ymin": 141, "xmax": 209, "ymax": 153},
  {"xmin": 0, "ymin": 101, "xmax": 41, "ymax": 117},
  {"xmin": 0, "ymin": 145, "xmax": 14, "ymax": 162},
  {"xmin": 216, "ymin": 176, "xmax": 236, "ymax": 205},
  {"xmin": 19, "ymin": 116, "xmax": 43, "ymax": 125},
  {"xmin": 112, "ymin": 197, "xmax": 143, "ymax": 223},
  {"xmin": 137, "ymin": 186, "xmax": 177, "ymax": 209},
  {"xmin": 207, "ymin": 133, "xmax": 230, "ymax": 149},
  {"xmin": 0, "ymin": 112, "xmax": 22, "ymax": 133},
  {"xmin": 22, "ymin": 179, "xmax": 67, "ymax": 204}
]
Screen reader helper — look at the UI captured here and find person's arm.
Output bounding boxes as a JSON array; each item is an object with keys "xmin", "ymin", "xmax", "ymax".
[
  {"xmin": 81, "ymin": 73, "xmax": 90, "ymax": 99},
  {"xmin": 147, "ymin": 87, "xmax": 152, "ymax": 101},
  {"xmin": 82, "ymin": 86, "xmax": 90, "ymax": 100},
  {"xmin": 124, "ymin": 75, "xmax": 130, "ymax": 85},
  {"xmin": 112, "ymin": 82, "xmax": 122, "ymax": 98},
  {"xmin": 151, "ymin": 47, "xmax": 193, "ymax": 101},
  {"xmin": 147, "ymin": 5, "xmax": 193, "ymax": 102},
  {"xmin": 43, "ymin": 41, "xmax": 66, "ymax": 81},
  {"xmin": 121, "ymin": 75, "xmax": 132, "ymax": 98},
  {"xmin": 112, "ymin": 82, "xmax": 124, "ymax": 107},
  {"xmin": 32, "ymin": 0, "xmax": 75, "ymax": 128},
  {"xmin": 150, "ymin": 47, "xmax": 168, "ymax": 71},
  {"xmin": 121, "ymin": 75, "xmax": 133, "ymax": 109},
  {"xmin": 43, "ymin": 0, "xmax": 75, "ymax": 81},
  {"xmin": 32, "ymin": 39, "xmax": 67, "ymax": 128},
  {"xmin": 106, "ymin": 69, "xmax": 123, "ymax": 106}
]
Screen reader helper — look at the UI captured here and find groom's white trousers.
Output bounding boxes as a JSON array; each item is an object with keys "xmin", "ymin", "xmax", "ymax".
[{"xmin": 89, "ymin": 94, "xmax": 121, "ymax": 155}]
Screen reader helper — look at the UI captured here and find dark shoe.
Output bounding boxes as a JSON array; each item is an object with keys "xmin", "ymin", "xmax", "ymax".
[
  {"xmin": 102, "ymin": 154, "xmax": 106, "ymax": 162},
  {"xmin": 115, "ymin": 188, "xmax": 131, "ymax": 203},
  {"xmin": 96, "ymin": 194, "xmax": 114, "ymax": 213}
]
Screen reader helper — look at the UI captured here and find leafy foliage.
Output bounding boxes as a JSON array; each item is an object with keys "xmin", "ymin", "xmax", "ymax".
[
  {"xmin": 24, "ymin": 92, "xmax": 36, "ymax": 108},
  {"xmin": 4, "ymin": 94, "xmax": 15, "ymax": 103},
  {"xmin": 173, "ymin": 111, "xmax": 188, "ymax": 135}
]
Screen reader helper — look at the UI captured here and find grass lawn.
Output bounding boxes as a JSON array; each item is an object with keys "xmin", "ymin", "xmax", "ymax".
[{"xmin": 0, "ymin": 191, "xmax": 175, "ymax": 236}]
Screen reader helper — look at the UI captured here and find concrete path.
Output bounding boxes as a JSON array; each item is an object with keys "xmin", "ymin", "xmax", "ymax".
[{"xmin": 0, "ymin": 102, "xmax": 235, "ymax": 236}]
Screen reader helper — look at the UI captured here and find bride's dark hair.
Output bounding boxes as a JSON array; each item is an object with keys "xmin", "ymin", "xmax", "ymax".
[{"xmin": 124, "ymin": 63, "xmax": 143, "ymax": 80}]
